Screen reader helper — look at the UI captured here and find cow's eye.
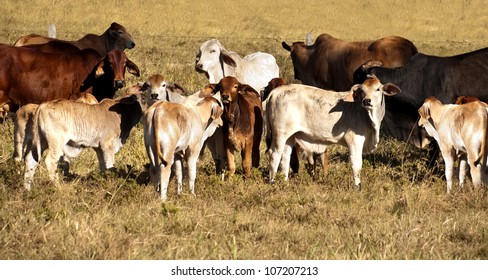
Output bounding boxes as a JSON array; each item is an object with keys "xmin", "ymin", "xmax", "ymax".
[{"xmin": 210, "ymin": 50, "xmax": 216, "ymax": 54}]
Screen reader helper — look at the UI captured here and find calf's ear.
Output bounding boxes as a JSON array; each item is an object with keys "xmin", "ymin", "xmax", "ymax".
[
  {"xmin": 95, "ymin": 61, "xmax": 105, "ymax": 78},
  {"xmin": 126, "ymin": 59, "xmax": 140, "ymax": 77},
  {"xmin": 343, "ymin": 84, "xmax": 362, "ymax": 102},
  {"xmin": 382, "ymin": 83, "xmax": 401, "ymax": 96},
  {"xmin": 238, "ymin": 84, "xmax": 259, "ymax": 98},
  {"xmin": 418, "ymin": 103, "xmax": 431, "ymax": 121}
]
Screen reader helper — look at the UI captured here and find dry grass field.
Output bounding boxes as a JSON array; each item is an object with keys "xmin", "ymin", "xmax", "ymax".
[{"xmin": 1, "ymin": 0, "xmax": 488, "ymax": 260}]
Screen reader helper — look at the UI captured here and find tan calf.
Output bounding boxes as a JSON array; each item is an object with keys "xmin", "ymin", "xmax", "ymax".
[
  {"xmin": 418, "ymin": 96, "xmax": 488, "ymax": 193},
  {"xmin": 142, "ymin": 97, "xmax": 223, "ymax": 200}
]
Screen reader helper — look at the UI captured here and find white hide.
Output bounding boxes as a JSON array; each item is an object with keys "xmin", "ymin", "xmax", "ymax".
[
  {"xmin": 265, "ymin": 77, "xmax": 399, "ymax": 188},
  {"xmin": 195, "ymin": 39, "xmax": 280, "ymax": 94}
]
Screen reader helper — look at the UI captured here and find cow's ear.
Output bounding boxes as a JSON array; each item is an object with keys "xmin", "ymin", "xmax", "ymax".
[
  {"xmin": 95, "ymin": 61, "xmax": 105, "ymax": 78},
  {"xmin": 382, "ymin": 83, "xmax": 401, "ymax": 96},
  {"xmin": 168, "ymin": 83, "xmax": 187, "ymax": 95},
  {"xmin": 418, "ymin": 103, "xmax": 431, "ymax": 121},
  {"xmin": 202, "ymin": 83, "xmax": 218, "ymax": 96},
  {"xmin": 221, "ymin": 50, "xmax": 237, "ymax": 67},
  {"xmin": 238, "ymin": 84, "xmax": 259, "ymax": 97},
  {"xmin": 126, "ymin": 59, "xmax": 140, "ymax": 77},
  {"xmin": 343, "ymin": 85, "xmax": 361, "ymax": 102},
  {"xmin": 211, "ymin": 99, "xmax": 223, "ymax": 120},
  {"xmin": 282, "ymin": 42, "xmax": 292, "ymax": 51}
]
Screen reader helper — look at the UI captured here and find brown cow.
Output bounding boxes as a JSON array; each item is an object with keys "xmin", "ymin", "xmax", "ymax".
[
  {"xmin": 0, "ymin": 44, "xmax": 101, "ymax": 115},
  {"xmin": 281, "ymin": 33, "xmax": 417, "ymax": 91},
  {"xmin": 211, "ymin": 76, "xmax": 263, "ymax": 178},
  {"xmin": 14, "ymin": 22, "xmax": 135, "ymax": 57},
  {"xmin": 455, "ymin": 96, "xmax": 480, "ymax": 105},
  {"xmin": 0, "ymin": 45, "xmax": 137, "ymax": 115}
]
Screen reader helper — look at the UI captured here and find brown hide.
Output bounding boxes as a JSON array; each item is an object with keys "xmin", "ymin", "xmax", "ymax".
[
  {"xmin": 216, "ymin": 76, "xmax": 263, "ymax": 177},
  {"xmin": 282, "ymin": 33, "xmax": 417, "ymax": 91},
  {"xmin": 14, "ymin": 22, "xmax": 135, "ymax": 57},
  {"xmin": 0, "ymin": 44, "xmax": 101, "ymax": 112}
]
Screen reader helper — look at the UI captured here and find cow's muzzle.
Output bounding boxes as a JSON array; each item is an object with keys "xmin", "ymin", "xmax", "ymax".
[
  {"xmin": 114, "ymin": 80, "xmax": 126, "ymax": 89},
  {"xmin": 362, "ymin": 98, "xmax": 372, "ymax": 107},
  {"xmin": 150, "ymin": 94, "xmax": 159, "ymax": 100},
  {"xmin": 195, "ymin": 63, "xmax": 206, "ymax": 73}
]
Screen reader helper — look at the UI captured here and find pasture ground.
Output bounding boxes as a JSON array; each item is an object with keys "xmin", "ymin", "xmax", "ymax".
[{"xmin": 1, "ymin": 0, "xmax": 488, "ymax": 260}]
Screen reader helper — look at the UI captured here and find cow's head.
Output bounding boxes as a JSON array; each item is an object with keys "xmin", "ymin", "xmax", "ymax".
[
  {"xmin": 261, "ymin": 77, "xmax": 287, "ymax": 102},
  {"xmin": 107, "ymin": 22, "xmax": 136, "ymax": 50},
  {"xmin": 195, "ymin": 39, "xmax": 236, "ymax": 75},
  {"xmin": 350, "ymin": 75, "xmax": 400, "ymax": 111},
  {"xmin": 216, "ymin": 76, "xmax": 242, "ymax": 105},
  {"xmin": 81, "ymin": 50, "xmax": 140, "ymax": 99},
  {"xmin": 417, "ymin": 96, "xmax": 442, "ymax": 142},
  {"xmin": 282, "ymin": 41, "xmax": 307, "ymax": 81}
]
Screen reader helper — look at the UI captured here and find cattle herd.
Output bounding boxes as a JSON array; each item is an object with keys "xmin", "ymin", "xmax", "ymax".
[{"xmin": 3, "ymin": 22, "xmax": 488, "ymax": 200}]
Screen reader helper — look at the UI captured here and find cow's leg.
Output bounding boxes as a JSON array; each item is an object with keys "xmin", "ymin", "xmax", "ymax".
[
  {"xmin": 94, "ymin": 148, "xmax": 107, "ymax": 173},
  {"xmin": 269, "ymin": 137, "xmax": 286, "ymax": 184},
  {"xmin": 279, "ymin": 141, "xmax": 294, "ymax": 181},
  {"xmin": 159, "ymin": 153, "xmax": 174, "ymax": 201},
  {"xmin": 204, "ymin": 128, "xmax": 226, "ymax": 174},
  {"xmin": 441, "ymin": 148, "xmax": 456, "ymax": 193},
  {"xmin": 458, "ymin": 154, "xmax": 467, "ymax": 190},
  {"xmin": 467, "ymin": 152, "xmax": 482, "ymax": 189},
  {"xmin": 290, "ymin": 146, "xmax": 300, "ymax": 174},
  {"xmin": 44, "ymin": 148, "xmax": 62, "ymax": 182},
  {"xmin": 322, "ymin": 149, "xmax": 329, "ymax": 175},
  {"xmin": 23, "ymin": 150, "xmax": 39, "ymax": 190},
  {"xmin": 226, "ymin": 147, "xmax": 237, "ymax": 178},
  {"xmin": 13, "ymin": 122, "xmax": 24, "ymax": 162},
  {"xmin": 242, "ymin": 142, "xmax": 253, "ymax": 178},
  {"xmin": 174, "ymin": 154, "xmax": 183, "ymax": 195},
  {"xmin": 186, "ymin": 152, "xmax": 198, "ymax": 196},
  {"xmin": 348, "ymin": 137, "xmax": 365, "ymax": 189}
]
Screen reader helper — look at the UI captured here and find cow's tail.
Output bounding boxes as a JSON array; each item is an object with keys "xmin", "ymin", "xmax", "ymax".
[
  {"xmin": 48, "ymin": 23, "xmax": 57, "ymax": 38},
  {"xmin": 264, "ymin": 94, "xmax": 273, "ymax": 154},
  {"xmin": 152, "ymin": 109, "xmax": 168, "ymax": 168},
  {"xmin": 30, "ymin": 105, "xmax": 43, "ymax": 164},
  {"xmin": 481, "ymin": 107, "xmax": 488, "ymax": 184}
]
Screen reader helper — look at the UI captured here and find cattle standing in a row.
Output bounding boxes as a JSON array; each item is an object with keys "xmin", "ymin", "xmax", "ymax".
[
  {"xmin": 418, "ymin": 97, "xmax": 488, "ymax": 193},
  {"xmin": 23, "ymin": 93, "xmax": 150, "ymax": 190},
  {"xmin": 14, "ymin": 22, "xmax": 135, "ymax": 57},
  {"xmin": 210, "ymin": 77, "xmax": 263, "ymax": 178},
  {"xmin": 142, "ymin": 97, "xmax": 223, "ymax": 201},
  {"xmin": 266, "ymin": 76, "xmax": 400, "ymax": 189},
  {"xmin": 354, "ymin": 48, "xmax": 488, "ymax": 149}
]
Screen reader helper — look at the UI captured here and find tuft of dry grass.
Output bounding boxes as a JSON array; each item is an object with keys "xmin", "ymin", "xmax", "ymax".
[{"xmin": 1, "ymin": 0, "xmax": 488, "ymax": 260}]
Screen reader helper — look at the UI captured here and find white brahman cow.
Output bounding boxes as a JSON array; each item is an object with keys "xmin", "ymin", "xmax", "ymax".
[
  {"xmin": 265, "ymin": 76, "xmax": 400, "ymax": 189},
  {"xmin": 195, "ymin": 39, "xmax": 280, "ymax": 95}
]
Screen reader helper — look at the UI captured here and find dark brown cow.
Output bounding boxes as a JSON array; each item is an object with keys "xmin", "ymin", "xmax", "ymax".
[
  {"xmin": 281, "ymin": 33, "xmax": 417, "ymax": 91},
  {"xmin": 212, "ymin": 76, "xmax": 263, "ymax": 178},
  {"xmin": 80, "ymin": 49, "xmax": 140, "ymax": 101},
  {"xmin": 14, "ymin": 22, "xmax": 135, "ymax": 57}
]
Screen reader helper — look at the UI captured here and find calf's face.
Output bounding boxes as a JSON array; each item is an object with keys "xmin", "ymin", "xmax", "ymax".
[
  {"xmin": 218, "ymin": 77, "xmax": 240, "ymax": 105},
  {"xmin": 354, "ymin": 76, "xmax": 400, "ymax": 110}
]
